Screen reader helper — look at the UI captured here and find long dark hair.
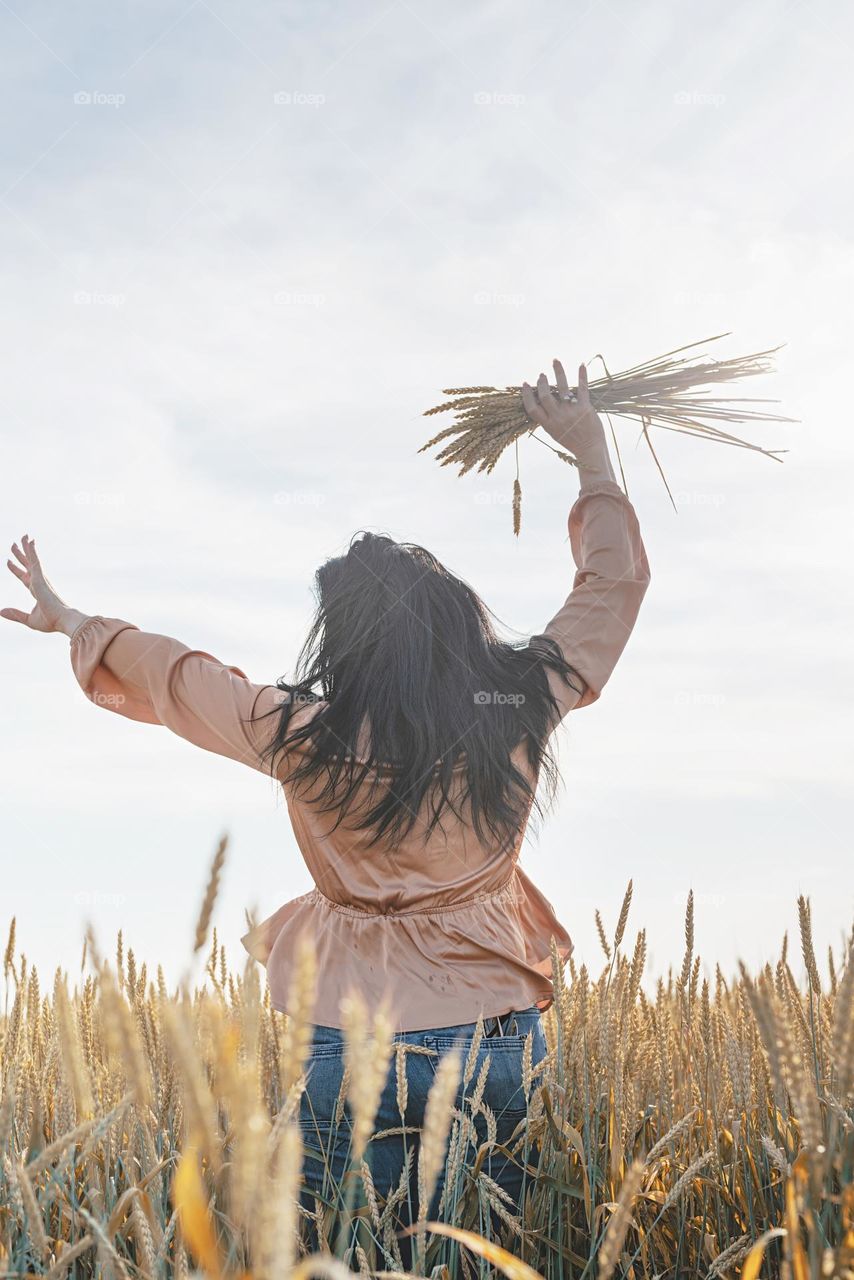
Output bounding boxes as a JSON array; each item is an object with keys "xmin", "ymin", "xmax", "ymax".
[{"xmin": 253, "ymin": 530, "xmax": 583, "ymax": 854}]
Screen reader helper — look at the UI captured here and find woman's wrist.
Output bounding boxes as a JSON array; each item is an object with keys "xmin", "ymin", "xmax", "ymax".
[
  {"xmin": 576, "ymin": 442, "xmax": 617, "ymax": 489},
  {"xmin": 56, "ymin": 607, "xmax": 90, "ymax": 638}
]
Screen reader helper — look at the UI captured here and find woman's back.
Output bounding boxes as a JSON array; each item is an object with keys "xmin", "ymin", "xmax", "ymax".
[
  {"xmin": 65, "ymin": 471, "xmax": 648, "ymax": 1030},
  {"xmin": 244, "ymin": 703, "xmax": 571, "ymax": 1029}
]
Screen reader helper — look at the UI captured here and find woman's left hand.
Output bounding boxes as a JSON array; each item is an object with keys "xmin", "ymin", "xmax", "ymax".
[{"xmin": 2, "ymin": 535, "xmax": 81, "ymax": 635}]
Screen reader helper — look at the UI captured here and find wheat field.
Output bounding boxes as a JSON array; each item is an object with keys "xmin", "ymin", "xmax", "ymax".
[{"xmin": 1, "ymin": 838, "xmax": 853, "ymax": 1280}]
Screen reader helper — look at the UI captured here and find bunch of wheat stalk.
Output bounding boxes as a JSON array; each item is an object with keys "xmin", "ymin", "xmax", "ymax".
[
  {"xmin": 420, "ymin": 333, "xmax": 795, "ymax": 533},
  {"xmin": 2, "ymin": 842, "xmax": 853, "ymax": 1279}
]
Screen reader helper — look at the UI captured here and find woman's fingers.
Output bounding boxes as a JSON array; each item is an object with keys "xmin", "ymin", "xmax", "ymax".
[
  {"xmin": 521, "ymin": 381, "xmax": 546, "ymax": 426},
  {"xmin": 23, "ymin": 534, "xmax": 43, "ymax": 572},
  {"xmin": 11, "ymin": 537, "xmax": 40, "ymax": 572},
  {"xmin": 524, "ymin": 362, "xmax": 594, "ymax": 431},
  {"xmin": 2, "ymin": 536, "xmax": 58, "ymax": 632},
  {"xmin": 536, "ymin": 371, "xmax": 557, "ymax": 421},
  {"xmin": 11, "ymin": 536, "xmax": 45, "ymax": 589}
]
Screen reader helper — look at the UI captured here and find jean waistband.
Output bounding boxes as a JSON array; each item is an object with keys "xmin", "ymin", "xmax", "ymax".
[
  {"xmin": 310, "ymin": 1004, "xmax": 541, "ymax": 1048},
  {"xmin": 429, "ymin": 1005, "xmax": 540, "ymax": 1038}
]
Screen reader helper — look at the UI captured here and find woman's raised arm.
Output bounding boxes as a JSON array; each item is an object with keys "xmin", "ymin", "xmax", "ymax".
[
  {"xmin": 3, "ymin": 535, "xmax": 286, "ymax": 774},
  {"xmin": 521, "ymin": 361, "xmax": 651, "ymax": 724}
]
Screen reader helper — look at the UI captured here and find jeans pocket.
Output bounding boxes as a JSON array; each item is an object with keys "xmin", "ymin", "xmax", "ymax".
[
  {"xmin": 423, "ymin": 1028, "xmax": 541, "ymax": 1225},
  {"xmin": 300, "ymin": 1042, "xmax": 349, "ymax": 1135},
  {"xmin": 427, "ymin": 1027, "xmax": 543, "ymax": 1121}
]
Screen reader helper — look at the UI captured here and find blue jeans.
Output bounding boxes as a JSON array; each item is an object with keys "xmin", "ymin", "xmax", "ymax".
[{"xmin": 298, "ymin": 1006, "xmax": 547, "ymax": 1254}]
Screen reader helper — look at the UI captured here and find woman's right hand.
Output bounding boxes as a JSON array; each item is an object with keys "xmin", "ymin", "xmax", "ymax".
[
  {"xmin": 2, "ymin": 535, "xmax": 84, "ymax": 635},
  {"xmin": 521, "ymin": 360, "xmax": 609, "ymax": 463}
]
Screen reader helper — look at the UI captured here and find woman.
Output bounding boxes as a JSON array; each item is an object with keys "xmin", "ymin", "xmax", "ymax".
[{"xmin": 3, "ymin": 360, "xmax": 650, "ymax": 1233}]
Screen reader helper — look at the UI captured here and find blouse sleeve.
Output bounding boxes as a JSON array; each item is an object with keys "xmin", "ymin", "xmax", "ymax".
[
  {"xmin": 531, "ymin": 480, "xmax": 651, "ymax": 723},
  {"xmin": 69, "ymin": 615, "xmax": 289, "ymax": 775}
]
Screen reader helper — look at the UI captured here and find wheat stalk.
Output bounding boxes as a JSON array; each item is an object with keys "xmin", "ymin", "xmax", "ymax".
[
  {"xmin": 420, "ymin": 334, "xmax": 794, "ymax": 533},
  {"xmin": 416, "ymin": 1049, "xmax": 462, "ymax": 1263},
  {"xmin": 596, "ymin": 1156, "xmax": 646, "ymax": 1280},
  {"xmin": 193, "ymin": 833, "xmax": 228, "ymax": 955},
  {"xmin": 2, "ymin": 867, "xmax": 853, "ymax": 1277},
  {"xmin": 4, "ymin": 916, "xmax": 16, "ymax": 983}
]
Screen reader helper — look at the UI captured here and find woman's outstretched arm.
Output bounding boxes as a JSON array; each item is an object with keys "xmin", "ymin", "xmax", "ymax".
[
  {"xmin": 522, "ymin": 360, "xmax": 651, "ymax": 724},
  {"xmin": 2, "ymin": 535, "xmax": 286, "ymax": 773}
]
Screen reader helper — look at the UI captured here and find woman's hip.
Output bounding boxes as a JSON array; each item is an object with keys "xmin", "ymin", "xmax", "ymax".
[{"xmin": 300, "ymin": 1003, "xmax": 547, "ymax": 1131}]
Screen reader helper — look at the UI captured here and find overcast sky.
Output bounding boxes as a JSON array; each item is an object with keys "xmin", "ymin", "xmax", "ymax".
[{"xmin": 1, "ymin": 0, "xmax": 852, "ymax": 997}]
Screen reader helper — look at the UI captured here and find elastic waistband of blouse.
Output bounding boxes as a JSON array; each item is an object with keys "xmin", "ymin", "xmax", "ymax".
[{"xmin": 311, "ymin": 875, "xmax": 518, "ymax": 919}]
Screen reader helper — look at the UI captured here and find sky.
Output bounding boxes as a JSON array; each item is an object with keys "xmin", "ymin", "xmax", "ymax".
[{"xmin": 1, "ymin": 0, "xmax": 852, "ymax": 999}]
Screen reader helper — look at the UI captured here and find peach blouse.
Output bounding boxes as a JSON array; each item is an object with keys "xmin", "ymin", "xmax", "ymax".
[{"xmin": 69, "ymin": 480, "xmax": 649, "ymax": 1030}]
